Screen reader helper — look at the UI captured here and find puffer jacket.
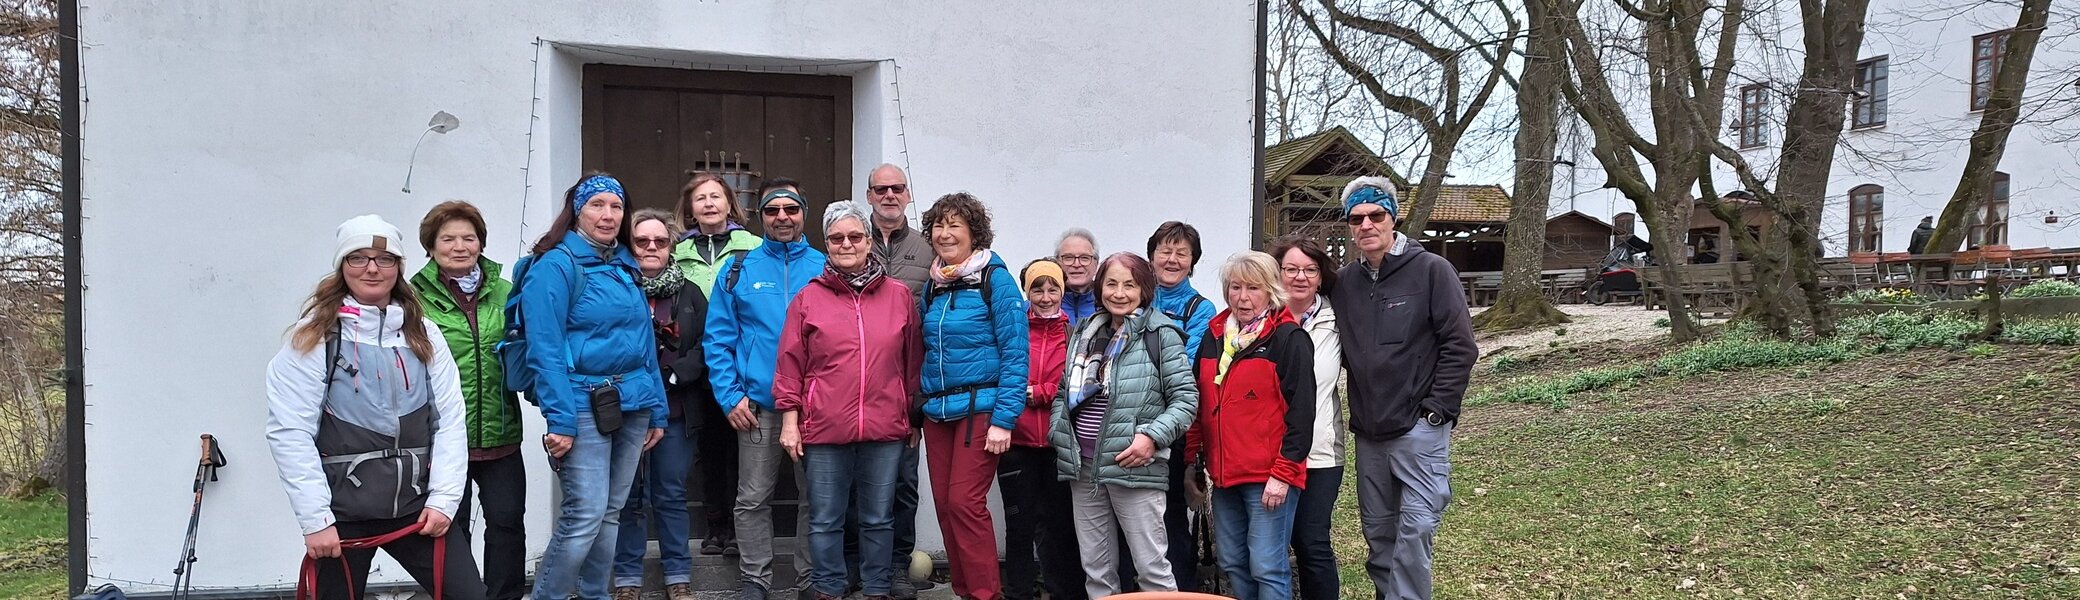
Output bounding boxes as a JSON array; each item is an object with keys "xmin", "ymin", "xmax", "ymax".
[
  {"xmin": 1017, "ymin": 309, "xmax": 1070, "ymax": 448},
  {"xmin": 516, "ymin": 231, "xmax": 669, "ymax": 437},
  {"xmin": 1189, "ymin": 308, "xmax": 1316, "ymax": 490},
  {"xmin": 772, "ymin": 266, "xmax": 922, "ymax": 445},
  {"xmin": 1049, "ymin": 309, "xmax": 1199, "ymax": 490},
  {"xmin": 918, "ymin": 253, "xmax": 1028, "ymax": 430},
  {"xmin": 673, "ymin": 225, "xmax": 763, "ymax": 298},
  {"xmin": 704, "ymin": 236, "xmax": 827, "ymax": 412},
  {"xmin": 410, "ymin": 257, "xmax": 521, "ymax": 450}
]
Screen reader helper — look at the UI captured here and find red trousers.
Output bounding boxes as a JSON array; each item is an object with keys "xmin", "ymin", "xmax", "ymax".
[{"xmin": 924, "ymin": 414, "xmax": 1003, "ymax": 600}]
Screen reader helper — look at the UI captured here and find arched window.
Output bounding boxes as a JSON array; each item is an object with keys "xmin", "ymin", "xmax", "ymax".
[{"xmin": 1848, "ymin": 185, "xmax": 1883, "ymax": 253}]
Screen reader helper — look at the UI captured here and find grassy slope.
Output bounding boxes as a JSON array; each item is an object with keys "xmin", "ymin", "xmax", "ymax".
[
  {"xmin": 1334, "ymin": 344, "xmax": 2080, "ymax": 599},
  {"xmin": 0, "ymin": 491, "xmax": 64, "ymax": 600}
]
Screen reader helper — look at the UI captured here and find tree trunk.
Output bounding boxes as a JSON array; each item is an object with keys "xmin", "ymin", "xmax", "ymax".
[
  {"xmin": 1925, "ymin": 0, "xmax": 2050, "ymax": 253},
  {"xmin": 1473, "ymin": 0, "xmax": 1569, "ymax": 332}
]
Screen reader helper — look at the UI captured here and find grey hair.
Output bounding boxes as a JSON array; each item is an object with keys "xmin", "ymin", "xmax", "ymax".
[
  {"xmin": 870, "ymin": 162, "xmax": 907, "ymax": 181},
  {"xmin": 822, "ymin": 199, "xmax": 872, "ymax": 232},
  {"xmin": 1056, "ymin": 228, "xmax": 1099, "ymax": 254},
  {"xmin": 1340, "ymin": 176, "xmax": 1396, "ymax": 205}
]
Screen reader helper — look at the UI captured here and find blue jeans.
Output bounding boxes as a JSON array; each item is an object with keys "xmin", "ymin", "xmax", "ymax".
[
  {"xmin": 1210, "ymin": 482, "xmax": 1301, "ymax": 600},
  {"xmin": 532, "ymin": 409, "xmax": 650, "ymax": 600},
  {"xmin": 612, "ymin": 418, "xmax": 696, "ymax": 588},
  {"xmin": 805, "ymin": 442, "xmax": 903, "ymax": 597}
]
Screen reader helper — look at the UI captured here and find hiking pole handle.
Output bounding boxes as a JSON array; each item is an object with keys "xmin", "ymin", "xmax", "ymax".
[{"xmin": 199, "ymin": 434, "xmax": 226, "ymax": 481}]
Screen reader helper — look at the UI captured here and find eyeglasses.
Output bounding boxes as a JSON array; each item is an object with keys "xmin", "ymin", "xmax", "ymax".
[
  {"xmin": 763, "ymin": 204, "xmax": 803, "ymax": 217},
  {"xmin": 344, "ymin": 255, "xmax": 401, "ymax": 269},
  {"xmin": 871, "ymin": 184, "xmax": 908, "ymax": 195},
  {"xmin": 826, "ymin": 232, "xmax": 868, "ymax": 246},
  {"xmin": 1281, "ymin": 266, "xmax": 1320, "ymax": 279},
  {"xmin": 1346, "ymin": 211, "xmax": 1390, "ymax": 226},
  {"xmin": 633, "ymin": 237, "xmax": 673, "ymax": 250},
  {"xmin": 1058, "ymin": 254, "xmax": 1096, "ymax": 266}
]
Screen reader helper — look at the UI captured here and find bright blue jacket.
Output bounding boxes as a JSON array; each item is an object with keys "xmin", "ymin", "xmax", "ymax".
[
  {"xmin": 1064, "ymin": 287, "xmax": 1099, "ymax": 328},
  {"xmin": 1155, "ymin": 282, "xmax": 1218, "ymax": 357},
  {"xmin": 704, "ymin": 236, "xmax": 826, "ymax": 413},
  {"xmin": 918, "ymin": 254, "xmax": 1029, "ymax": 430},
  {"xmin": 517, "ymin": 231, "xmax": 669, "ymax": 436}
]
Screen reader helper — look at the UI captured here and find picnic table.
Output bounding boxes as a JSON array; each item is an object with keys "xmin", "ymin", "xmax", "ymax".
[{"xmin": 1458, "ymin": 268, "xmax": 1595, "ymax": 306}]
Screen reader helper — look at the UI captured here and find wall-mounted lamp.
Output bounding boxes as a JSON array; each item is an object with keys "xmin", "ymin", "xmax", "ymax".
[{"xmin": 403, "ymin": 111, "xmax": 461, "ymax": 193}]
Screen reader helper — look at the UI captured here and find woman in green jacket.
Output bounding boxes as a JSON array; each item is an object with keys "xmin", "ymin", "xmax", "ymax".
[
  {"xmin": 1050, "ymin": 252, "xmax": 1200, "ymax": 600},
  {"xmin": 670, "ymin": 172, "xmax": 762, "ymax": 554},
  {"xmin": 409, "ymin": 200, "xmax": 526, "ymax": 600}
]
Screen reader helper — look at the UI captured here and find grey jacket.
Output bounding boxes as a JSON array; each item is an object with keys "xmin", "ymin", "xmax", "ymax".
[
  {"xmin": 1050, "ymin": 309, "xmax": 1199, "ymax": 490},
  {"xmin": 873, "ymin": 225, "xmax": 933, "ymax": 302}
]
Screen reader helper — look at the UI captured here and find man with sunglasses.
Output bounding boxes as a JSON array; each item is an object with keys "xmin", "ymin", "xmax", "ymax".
[
  {"xmin": 853, "ymin": 163, "xmax": 934, "ymax": 599},
  {"xmin": 705, "ymin": 184, "xmax": 828, "ymax": 600},
  {"xmin": 1326, "ymin": 177, "xmax": 1475, "ymax": 600}
]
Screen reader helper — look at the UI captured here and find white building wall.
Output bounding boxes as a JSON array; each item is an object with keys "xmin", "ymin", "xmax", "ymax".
[{"xmin": 79, "ymin": 1, "xmax": 1257, "ymax": 592}]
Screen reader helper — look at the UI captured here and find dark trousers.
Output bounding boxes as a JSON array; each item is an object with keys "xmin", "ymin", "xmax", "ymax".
[
  {"xmin": 456, "ymin": 453, "xmax": 527, "ymax": 600},
  {"xmin": 1118, "ymin": 461, "xmax": 1200, "ymax": 593},
  {"xmin": 996, "ymin": 446, "xmax": 1081, "ymax": 600},
  {"xmin": 310, "ymin": 515, "xmax": 486, "ymax": 600},
  {"xmin": 1292, "ymin": 466, "xmax": 1344, "ymax": 600},
  {"xmin": 697, "ymin": 412, "xmax": 740, "ymax": 536}
]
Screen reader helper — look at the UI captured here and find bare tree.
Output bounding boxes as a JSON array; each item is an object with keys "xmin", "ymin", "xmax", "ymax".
[
  {"xmin": 0, "ymin": 0, "xmax": 61, "ymax": 494},
  {"xmin": 1924, "ymin": 0, "xmax": 2053, "ymax": 253},
  {"xmin": 1474, "ymin": 0, "xmax": 1570, "ymax": 331}
]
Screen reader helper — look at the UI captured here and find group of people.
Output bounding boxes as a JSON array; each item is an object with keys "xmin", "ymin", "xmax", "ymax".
[{"xmin": 264, "ymin": 164, "xmax": 1477, "ymax": 600}]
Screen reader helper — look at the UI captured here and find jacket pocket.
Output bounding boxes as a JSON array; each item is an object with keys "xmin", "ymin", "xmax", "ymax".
[{"xmin": 1374, "ymin": 294, "xmax": 1419, "ymax": 345}]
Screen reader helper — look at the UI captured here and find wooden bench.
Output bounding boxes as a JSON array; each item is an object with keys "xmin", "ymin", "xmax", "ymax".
[{"xmin": 1635, "ymin": 262, "xmax": 1751, "ymax": 317}]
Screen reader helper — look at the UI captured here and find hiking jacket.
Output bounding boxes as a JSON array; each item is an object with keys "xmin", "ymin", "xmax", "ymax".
[
  {"xmin": 873, "ymin": 225, "xmax": 934, "ymax": 302},
  {"xmin": 1296, "ymin": 301, "xmax": 1347, "ymax": 468},
  {"xmin": 657, "ymin": 282, "xmax": 712, "ymax": 423},
  {"xmin": 1329, "ymin": 240, "xmax": 1477, "ymax": 440},
  {"xmin": 410, "ymin": 258, "xmax": 522, "ymax": 450},
  {"xmin": 1154, "ymin": 282, "xmax": 1218, "ymax": 358},
  {"xmin": 1049, "ymin": 309, "xmax": 1199, "ymax": 490},
  {"xmin": 266, "ymin": 299, "xmax": 466, "ymax": 535},
  {"xmin": 673, "ymin": 226, "xmax": 763, "ymax": 298},
  {"xmin": 1189, "ymin": 308, "xmax": 1316, "ymax": 489},
  {"xmin": 773, "ymin": 269, "xmax": 923, "ymax": 445},
  {"xmin": 705, "ymin": 236, "xmax": 826, "ymax": 413},
  {"xmin": 918, "ymin": 254, "xmax": 1028, "ymax": 430},
  {"xmin": 1063, "ymin": 287, "xmax": 1099, "ymax": 327},
  {"xmin": 516, "ymin": 231, "xmax": 670, "ymax": 437},
  {"xmin": 1017, "ymin": 309, "xmax": 1071, "ymax": 448}
]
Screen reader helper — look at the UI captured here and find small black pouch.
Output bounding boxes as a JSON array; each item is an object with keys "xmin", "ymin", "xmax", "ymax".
[{"xmin": 590, "ymin": 384, "xmax": 624, "ymax": 435}]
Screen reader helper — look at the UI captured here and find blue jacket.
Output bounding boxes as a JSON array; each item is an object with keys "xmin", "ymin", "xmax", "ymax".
[
  {"xmin": 704, "ymin": 236, "xmax": 826, "ymax": 413},
  {"xmin": 1155, "ymin": 282, "xmax": 1218, "ymax": 357},
  {"xmin": 918, "ymin": 254, "xmax": 1029, "ymax": 430},
  {"xmin": 1064, "ymin": 287, "xmax": 1099, "ymax": 328},
  {"xmin": 517, "ymin": 231, "xmax": 669, "ymax": 436}
]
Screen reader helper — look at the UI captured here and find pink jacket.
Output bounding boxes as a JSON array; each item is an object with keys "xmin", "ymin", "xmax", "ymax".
[{"xmin": 773, "ymin": 270, "xmax": 924, "ymax": 445}]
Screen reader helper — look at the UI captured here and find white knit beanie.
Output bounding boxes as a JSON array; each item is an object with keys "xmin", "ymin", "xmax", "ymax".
[{"xmin": 334, "ymin": 214, "xmax": 407, "ymax": 268}]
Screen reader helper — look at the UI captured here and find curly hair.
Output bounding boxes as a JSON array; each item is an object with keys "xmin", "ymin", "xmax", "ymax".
[{"xmin": 921, "ymin": 192, "xmax": 995, "ymax": 250}]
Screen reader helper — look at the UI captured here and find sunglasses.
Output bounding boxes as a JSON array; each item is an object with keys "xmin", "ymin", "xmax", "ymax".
[
  {"xmin": 633, "ymin": 237, "xmax": 673, "ymax": 250},
  {"xmin": 762, "ymin": 204, "xmax": 803, "ymax": 217},
  {"xmin": 871, "ymin": 184, "xmax": 908, "ymax": 195},
  {"xmin": 1346, "ymin": 211, "xmax": 1390, "ymax": 226},
  {"xmin": 826, "ymin": 232, "xmax": 868, "ymax": 246}
]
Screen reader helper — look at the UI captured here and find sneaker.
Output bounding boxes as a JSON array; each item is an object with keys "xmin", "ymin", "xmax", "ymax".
[
  {"xmin": 668, "ymin": 583, "xmax": 696, "ymax": 600},
  {"xmin": 889, "ymin": 571, "xmax": 917, "ymax": 600},
  {"xmin": 724, "ymin": 533, "xmax": 741, "ymax": 556},
  {"xmin": 739, "ymin": 581, "xmax": 770, "ymax": 600},
  {"xmin": 701, "ymin": 536, "xmax": 726, "ymax": 555},
  {"xmin": 612, "ymin": 587, "xmax": 641, "ymax": 600}
]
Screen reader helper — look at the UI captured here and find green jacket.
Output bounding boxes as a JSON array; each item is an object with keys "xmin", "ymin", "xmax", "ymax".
[
  {"xmin": 410, "ymin": 258, "xmax": 523, "ymax": 449},
  {"xmin": 1051, "ymin": 309, "xmax": 1199, "ymax": 490},
  {"xmin": 673, "ymin": 227, "xmax": 764, "ymax": 298}
]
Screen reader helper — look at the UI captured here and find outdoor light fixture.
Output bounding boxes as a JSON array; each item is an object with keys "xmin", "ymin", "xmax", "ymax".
[{"xmin": 402, "ymin": 111, "xmax": 461, "ymax": 193}]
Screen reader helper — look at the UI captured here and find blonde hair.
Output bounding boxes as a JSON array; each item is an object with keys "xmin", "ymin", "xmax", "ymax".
[{"xmin": 1219, "ymin": 250, "xmax": 1287, "ymax": 311}]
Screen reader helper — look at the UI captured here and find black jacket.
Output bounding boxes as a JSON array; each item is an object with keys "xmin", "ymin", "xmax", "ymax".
[
  {"xmin": 1329, "ymin": 241, "xmax": 1478, "ymax": 440},
  {"xmin": 661, "ymin": 283, "xmax": 713, "ymax": 423}
]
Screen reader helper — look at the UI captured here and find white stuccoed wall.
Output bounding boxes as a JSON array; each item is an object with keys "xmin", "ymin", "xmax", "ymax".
[{"xmin": 78, "ymin": 1, "xmax": 1256, "ymax": 593}]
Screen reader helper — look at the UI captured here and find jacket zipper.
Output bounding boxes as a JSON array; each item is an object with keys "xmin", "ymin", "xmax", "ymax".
[{"xmin": 853, "ymin": 287, "xmax": 867, "ymax": 441}]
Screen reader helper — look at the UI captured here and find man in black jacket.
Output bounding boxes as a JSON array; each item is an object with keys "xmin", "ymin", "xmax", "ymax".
[{"xmin": 1327, "ymin": 176, "xmax": 1477, "ymax": 600}]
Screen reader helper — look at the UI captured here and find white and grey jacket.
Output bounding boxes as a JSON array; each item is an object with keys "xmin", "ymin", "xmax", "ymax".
[
  {"xmin": 266, "ymin": 298, "xmax": 467, "ymax": 535},
  {"xmin": 1298, "ymin": 301, "xmax": 1346, "ymax": 469}
]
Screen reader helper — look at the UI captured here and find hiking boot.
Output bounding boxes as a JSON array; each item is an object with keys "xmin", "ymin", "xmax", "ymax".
[
  {"xmin": 739, "ymin": 581, "xmax": 770, "ymax": 600},
  {"xmin": 667, "ymin": 583, "xmax": 696, "ymax": 600},
  {"xmin": 889, "ymin": 571, "xmax": 917, "ymax": 600},
  {"xmin": 724, "ymin": 533, "xmax": 741, "ymax": 556},
  {"xmin": 701, "ymin": 535, "xmax": 727, "ymax": 555},
  {"xmin": 611, "ymin": 587, "xmax": 641, "ymax": 600}
]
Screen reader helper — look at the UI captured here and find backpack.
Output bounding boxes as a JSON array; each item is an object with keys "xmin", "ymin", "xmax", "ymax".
[
  {"xmin": 1161, "ymin": 295, "xmax": 1208, "ymax": 326},
  {"xmin": 497, "ymin": 247, "xmax": 584, "ymax": 397},
  {"xmin": 923, "ymin": 265, "xmax": 1007, "ymax": 332}
]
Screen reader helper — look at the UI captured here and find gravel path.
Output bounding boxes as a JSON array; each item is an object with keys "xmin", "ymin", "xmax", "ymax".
[{"xmin": 1471, "ymin": 304, "xmax": 1693, "ymax": 359}]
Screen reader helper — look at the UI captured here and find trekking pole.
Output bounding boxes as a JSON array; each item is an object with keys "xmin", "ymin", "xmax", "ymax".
[{"xmin": 171, "ymin": 434, "xmax": 227, "ymax": 600}]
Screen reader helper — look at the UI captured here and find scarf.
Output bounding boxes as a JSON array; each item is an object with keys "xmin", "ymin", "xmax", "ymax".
[
  {"xmin": 1216, "ymin": 311, "xmax": 1271, "ymax": 384},
  {"xmin": 638, "ymin": 264, "xmax": 689, "ymax": 298},
  {"xmin": 450, "ymin": 266, "xmax": 483, "ymax": 296},
  {"xmin": 830, "ymin": 253, "xmax": 887, "ymax": 291},
  {"xmin": 1066, "ymin": 310, "xmax": 1138, "ymax": 413},
  {"xmin": 930, "ymin": 249, "xmax": 996, "ymax": 286}
]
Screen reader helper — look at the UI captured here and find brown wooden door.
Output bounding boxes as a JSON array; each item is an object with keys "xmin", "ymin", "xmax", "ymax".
[{"xmin": 584, "ymin": 65, "xmax": 852, "ymax": 246}]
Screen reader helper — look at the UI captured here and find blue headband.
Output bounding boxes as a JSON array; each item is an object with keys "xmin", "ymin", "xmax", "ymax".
[
  {"xmin": 573, "ymin": 175, "xmax": 626, "ymax": 213},
  {"xmin": 761, "ymin": 188, "xmax": 803, "ymax": 210},
  {"xmin": 1344, "ymin": 185, "xmax": 1399, "ymax": 219}
]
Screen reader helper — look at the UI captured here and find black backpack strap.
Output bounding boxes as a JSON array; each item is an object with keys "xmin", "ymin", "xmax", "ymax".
[
  {"xmin": 1141, "ymin": 322, "xmax": 1181, "ymax": 367},
  {"xmin": 1185, "ymin": 295, "xmax": 1206, "ymax": 322},
  {"xmin": 323, "ymin": 319, "xmax": 342, "ymax": 388},
  {"xmin": 725, "ymin": 251, "xmax": 749, "ymax": 292}
]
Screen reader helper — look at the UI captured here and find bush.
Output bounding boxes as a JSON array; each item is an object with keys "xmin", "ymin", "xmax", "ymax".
[
  {"xmin": 1653, "ymin": 317, "xmax": 1672, "ymax": 328},
  {"xmin": 1837, "ymin": 287, "xmax": 1931, "ymax": 305},
  {"xmin": 1835, "ymin": 312, "xmax": 1977, "ymax": 352},
  {"xmin": 2010, "ymin": 280, "xmax": 2080, "ymax": 298},
  {"xmin": 1655, "ymin": 336, "xmax": 1858, "ymax": 376},
  {"xmin": 2001, "ymin": 317, "xmax": 2080, "ymax": 346}
]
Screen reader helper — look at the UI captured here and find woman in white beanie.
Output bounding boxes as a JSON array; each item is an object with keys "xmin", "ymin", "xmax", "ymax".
[{"xmin": 266, "ymin": 214, "xmax": 485, "ymax": 599}]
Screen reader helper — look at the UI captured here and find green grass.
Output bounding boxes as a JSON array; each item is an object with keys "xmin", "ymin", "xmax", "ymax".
[
  {"xmin": 0, "ymin": 491, "xmax": 63, "ymax": 600},
  {"xmin": 1333, "ymin": 346, "xmax": 2080, "ymax": 598}
]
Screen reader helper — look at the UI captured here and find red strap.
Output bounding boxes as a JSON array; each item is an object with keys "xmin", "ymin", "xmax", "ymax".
[{"xmin": 295, "ymin": 523, "xmax": 446, "ymax": 600}]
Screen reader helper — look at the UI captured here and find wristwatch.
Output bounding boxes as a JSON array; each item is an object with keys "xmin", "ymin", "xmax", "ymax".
[{"xmin": 1421, "ymin": 410, "xmax": 1447, "ymax": 427}]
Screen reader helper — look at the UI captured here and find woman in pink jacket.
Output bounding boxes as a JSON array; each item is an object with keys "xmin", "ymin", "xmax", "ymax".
[{"xmin": 775, "ymin": 201, "xmax": 925, "ymax": 600}]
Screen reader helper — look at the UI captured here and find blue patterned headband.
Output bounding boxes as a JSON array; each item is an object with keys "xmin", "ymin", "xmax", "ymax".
[
  {"xmin": 1344, "ymin": 185, "xmax": 1398, "ymax": 220},
  {"xmin": 573, "ymin": 175, "xmax": 626, "ymax": 213}
]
